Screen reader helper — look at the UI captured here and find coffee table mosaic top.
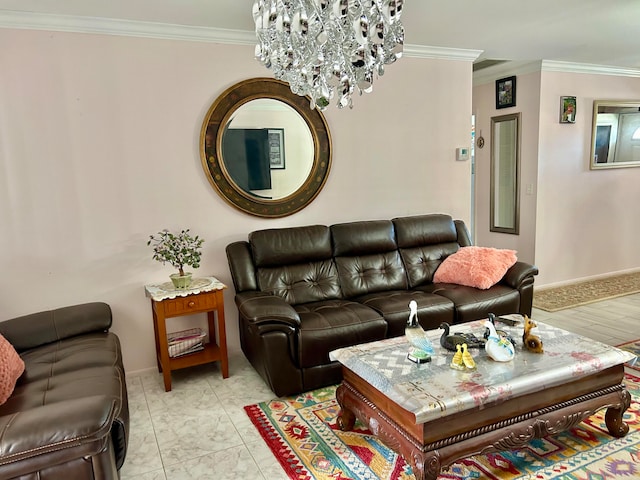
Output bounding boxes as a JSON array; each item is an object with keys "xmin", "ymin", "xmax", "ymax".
[{"xmin": 330, "ymin": 318, "xmax": 634, "ymax": 424}]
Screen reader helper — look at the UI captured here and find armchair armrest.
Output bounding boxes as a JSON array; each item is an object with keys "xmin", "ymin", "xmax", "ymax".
[
  {"xmin": 235, "ymin": 292, "xmax": 301, "ymax": 328},
  {"xmin": 0, "ymin": 303, "xmax": 112, "ymax": 353},
  {"xmin": 0, "ymin": 395, "xmax": 116, "ymax": 470},
  {"xmin": 502, "ymin": 261, "xmax": 539, "ymax": 289}
]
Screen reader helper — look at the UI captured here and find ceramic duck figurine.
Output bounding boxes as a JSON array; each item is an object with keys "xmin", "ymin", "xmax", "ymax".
[
  {"xmin": 405, "ymin": 300, "xmax": 434, "ymax": 362},
  {"xmin": 439, "ymin": 323, "xmax": 485, "ymax": 351},
  {"xmin": 523, "ymin": 315, "xmax": 544, "ymax": 353},
  {"xmin": 461, "ymin": 343, "xmax": 476, "ymax": 369},
  {"xmin": 450, "ymin": 343, "xmax": 465, "ymax": 370},
  {"xmin": 484, "ymin": 320, "xmax": 515, "ymax": 362}
]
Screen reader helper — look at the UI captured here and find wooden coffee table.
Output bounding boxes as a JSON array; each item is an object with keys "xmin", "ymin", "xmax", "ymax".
[{"xmin": 330, "ymin": 319, "xmax": 634, "ymax": 480}]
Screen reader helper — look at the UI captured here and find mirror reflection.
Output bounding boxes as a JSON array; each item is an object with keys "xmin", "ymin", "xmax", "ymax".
[
  {"xmin": 591, "ymin": 100, "xmax": 640, "ymax": 169},
  {"xmin": 490, "ymin": 113, "xmax": 520, "ymax": 235},
  {"xmin": 221, "ymin": 99, "xmax": 313, "ymax": 200}
]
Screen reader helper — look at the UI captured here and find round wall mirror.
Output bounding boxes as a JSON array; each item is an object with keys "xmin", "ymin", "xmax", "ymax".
[{"xmin": 200, "ymin": 78, "xmax": 332, "ymax": 217}]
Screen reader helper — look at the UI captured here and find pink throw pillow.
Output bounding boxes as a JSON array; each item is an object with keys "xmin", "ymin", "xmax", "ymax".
[
  {"xmin": 433, "ymin": 246, "xmax": 518, "ymax": 290},
  {"xmin": 0, "ymin": 333, "xmax": 25, "ymax": 405}
]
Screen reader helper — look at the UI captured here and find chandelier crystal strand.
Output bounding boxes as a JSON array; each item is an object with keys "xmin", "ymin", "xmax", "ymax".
[{"xmin": 253, "ymin": 0, "xmax": 404, "ymax": 110}]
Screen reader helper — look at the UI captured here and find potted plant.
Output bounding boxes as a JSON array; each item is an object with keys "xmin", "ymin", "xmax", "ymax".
[{"xmin": 147, "ymin": 229, "xmax": 204, "ymax": 289}]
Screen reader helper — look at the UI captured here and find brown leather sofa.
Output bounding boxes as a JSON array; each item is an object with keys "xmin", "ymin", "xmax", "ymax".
[
  {"xmin": 226, "ymin": 214, "xmax": 538, "ymax": 397},
  {"xmin": 0, "ymin": 302, "xmax": 128, "ymax": 479}
]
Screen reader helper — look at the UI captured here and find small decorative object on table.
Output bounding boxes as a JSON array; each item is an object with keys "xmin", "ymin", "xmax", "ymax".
[
  {"xmin": 147, "ymin": 229, "xmax": 204, "ymax": 289},
  {"xmin": 484, "ymin": 320, "xmax": 515, "ymax": 362},
  {"xmin": 405, "ymin": 300, "xmax": 434, "ymax": 364},
  {"xmin": 523, "ymin": 315, "xmax": 544, "ymax": 353},
  {"xmin": 450, "ymin": 343, "xmax": 476, "ymax": 370},
  {"xmin": 486, "ymin": 313, "xmax": 516, "ymax": 346},
  {"xmin": 439, "ymin": 322, "xmax": 485, "ymax": 351}
]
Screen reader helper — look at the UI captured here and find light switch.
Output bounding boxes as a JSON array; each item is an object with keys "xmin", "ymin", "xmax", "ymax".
[{"xmin": 456, "ymin": 147, "xmax": 469, "ymax": 161}]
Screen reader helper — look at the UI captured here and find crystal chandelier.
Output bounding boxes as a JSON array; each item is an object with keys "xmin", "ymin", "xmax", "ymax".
[{"xmin": 253, "ymin": 0, "xmax": 405, "ymax": 110}]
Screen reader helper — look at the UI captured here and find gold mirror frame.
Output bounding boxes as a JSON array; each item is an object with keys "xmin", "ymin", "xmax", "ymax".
[
  {"xmin": 590, "ymin": 100, "xmax": 640, "ymax": 170},
  {"xmin": 199, "ymin": 78, "xmax": 332, "ymax": 218}
]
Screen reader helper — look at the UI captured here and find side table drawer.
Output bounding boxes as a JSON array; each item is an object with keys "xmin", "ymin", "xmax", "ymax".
[{"xmin": 161, "ymin": 291, "xmax": 219, "ymax": 316}]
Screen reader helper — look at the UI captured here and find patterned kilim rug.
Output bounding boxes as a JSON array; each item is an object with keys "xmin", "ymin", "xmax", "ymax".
[
  {"xmin": 246, "ymin": 374, "xmax": 640, "ymax": 480},
  {"xmin": 617, "ymin": 340, "xmax": 640, "ymax": 372},
  {"xmin": 533, "ymin": 272, "xmax": 640, "ymax": 312}
]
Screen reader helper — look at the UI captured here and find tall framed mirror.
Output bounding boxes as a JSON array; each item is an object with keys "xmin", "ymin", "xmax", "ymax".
[
  {"xmin": 590, "ymin": 100, "xmax": 640, "ymax": 169},
  {"xmin": 490, "ymin": 113, "xmax": 521, "ymax": 234},
  {"xmin": 200, "ymin": 78, "xmax": 332, "ymax": 217}
]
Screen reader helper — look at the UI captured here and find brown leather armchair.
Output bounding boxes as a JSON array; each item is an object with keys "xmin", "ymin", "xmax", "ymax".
[{"xmin": 0, "ymin": 302, "xmax": 128, "ymax": 479}]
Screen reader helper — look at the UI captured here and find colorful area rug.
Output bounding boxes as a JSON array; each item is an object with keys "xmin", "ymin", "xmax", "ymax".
[
  {"xmin": 246, "ymin": 374, "xmax": 640, "ymax": 480},
  {"xmin": 617, "ymin": 340, "xmax": 640, "ymax": 372},
  {"xmin": 533, "ymin": 272, "xmax": 640, "ymax": 312}
]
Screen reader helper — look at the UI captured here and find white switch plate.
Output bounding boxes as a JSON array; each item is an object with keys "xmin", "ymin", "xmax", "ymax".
[{"xmin": 456, "ymin": 147, "xmax": 469, "ymax": 161}]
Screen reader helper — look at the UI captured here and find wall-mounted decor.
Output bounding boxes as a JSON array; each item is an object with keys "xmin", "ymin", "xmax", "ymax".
[
  {"xmin": 590, "ymin": 100, "xmax": 640, "ymax": 169},
  {"xmin": 267, "ymin": 128, "xmax": 285, "ymax": 169},
  {"xmin": 200, "ymin": 78, "xmax": 332, "ymax": 218},
  {"xmin": 560, "ymin": 96, "xmax": 577, "ymax": 123},
  {"xmin": 490, "ymin": 112, "xmax": 521, "ymax": 235},
  {"xmin": 496, "ymin": 76, "xmax": 516, "ymax": 109}
]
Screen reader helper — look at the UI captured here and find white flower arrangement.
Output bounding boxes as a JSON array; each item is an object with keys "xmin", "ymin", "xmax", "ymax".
[{"xmin": 147, "ymin": 229, "xmax": 204, "ymax": 276}]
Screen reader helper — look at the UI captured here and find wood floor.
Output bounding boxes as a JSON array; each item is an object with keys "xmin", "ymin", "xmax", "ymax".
[{"xmin": 532, "ymin": 292, "xmax": 640, "ymax": 346}]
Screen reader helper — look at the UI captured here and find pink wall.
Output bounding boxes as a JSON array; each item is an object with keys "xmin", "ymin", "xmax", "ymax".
[
  {"xmin": 474, "ymin": 66, "xmax": 640, "ymax": 286},
  {"xmin": 0, "ymin": 29, "xmax": 474, "ymax": 373},
  {"xmin": 535, "ymin": 71, "xmax": 640, "ymax": 285},
  {"xmin": 473, "ymin": 72, "xmax": 540, "ymax": 265}
]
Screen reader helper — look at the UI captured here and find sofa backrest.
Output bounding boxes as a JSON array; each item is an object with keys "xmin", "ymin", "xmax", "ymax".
[
  {"xmin": 248, "ymin": 225, "xmax": 342, "ymax": 305},
  {"xmin": 226, "ymin": 215, "xmax": 475, "ymax": 303},
  {"xmin": 331, "ymin": 220, "xmax": 407, "ymax": 298},
  {"xmin": 392, "ymin": 214, "xmax": 463, "ymax": 288}
]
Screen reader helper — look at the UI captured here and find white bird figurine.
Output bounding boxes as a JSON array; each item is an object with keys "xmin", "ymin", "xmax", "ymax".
[
  {"xmin": 484, "ymin": 320, "xmax": 515, "ymax": 362},
  {"xmin": 405, "ymin": 300, "xmax": 434, "ymax": 363}
]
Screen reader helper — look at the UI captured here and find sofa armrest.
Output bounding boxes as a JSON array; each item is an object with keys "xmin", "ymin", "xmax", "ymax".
[
  {"xmin": 235, "ymin": 292, "xmax": 301, "ymax": 328},
  {"xmin": 502, "ymin": 261, "xmax": 539, "ymax": 289},
  {"xmin": 0, "ymin": 395, "xmax": 116, "ymax": 470},
  {"xmin": 0, "ymin": 303, "xmax": 112, "ymax": 353}
]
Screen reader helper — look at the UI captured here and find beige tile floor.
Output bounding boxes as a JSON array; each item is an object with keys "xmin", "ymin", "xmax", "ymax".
[{"xmin": 120, "ymin": 292, "xmax": 640, "ymax": 479}]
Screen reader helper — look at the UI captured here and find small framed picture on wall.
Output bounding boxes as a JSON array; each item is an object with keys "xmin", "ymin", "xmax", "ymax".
[
  {"xmin": 560, "ymin": 96, "xmax": 577, "ymax": 123},
  {"xmin": 496, "ymin": 76, "xmax": 516, "ymax": 109}
]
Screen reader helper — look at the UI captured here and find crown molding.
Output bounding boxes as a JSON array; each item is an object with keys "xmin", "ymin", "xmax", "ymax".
[
  {"xmin": 473, "ymin": 61, "xmax": 543, "ymax": 86},
  {"xmin": 404, "ymin": 45, "xmax": 482, "ymax": 62},
  {"xmin": 541, "ymin": 60, "xmax": 640, "ymax": 77},
  {"xmin": 0, "ymin": 10, "xmax": 482, "ymax": 62},
  {"xmin": 473, "ymin": 58, "xmax": 640, "ymax": 86},
  {"xmin": 0, "ymin": 10, "xmax": 257, "ymax": 44}
]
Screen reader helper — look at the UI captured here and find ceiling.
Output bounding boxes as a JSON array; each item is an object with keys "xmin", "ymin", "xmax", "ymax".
[{"xmin": 1, "ymin": 0, "xmax": 640, "ymax": 70}]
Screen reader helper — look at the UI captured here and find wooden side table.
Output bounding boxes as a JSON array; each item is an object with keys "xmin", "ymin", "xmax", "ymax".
[{"xmin": 144, "ymin": 276, "xmax": 229, "ymax": 392}]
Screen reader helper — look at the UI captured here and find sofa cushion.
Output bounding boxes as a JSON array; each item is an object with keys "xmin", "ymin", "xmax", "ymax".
[
  {"xmin": 393, "ymin": 214, "xmax": 458, "ymax": 247},
  {"xmin": 422, "ymin": 283, "xmax": 520, "ymax": 323},
  {"xmin": 1, "ymin": 333, "xmax": 125, "ymax": 413},
  {"xmin": 336, "ymin": 252, "xmax": 407, "ymax": 298},
  {"xmin": 250, "ymin": 225, "xmax": 332, "ymax": 267},
  {"xmin": 257, "ymin": 260, "xmax": 342, "ymax": 305},
  {"xmin": 356, "ymin": 290, "xmax": 455, "ymax": 337},
  {"xmin": 332, "ymin": 220, "xmax": 407, "ymax": 297},
  {"xmin": 393, "ymin": 215, "xmax": 461, "ymax": 287},
  {"xmin": 331, "ymin": 220, "xmax": 397, "ymax": 256},
  {"xmin": 0, "ymin": 334, "xmax": 24, "ymax": 405},
  {"xmin": 433, "ymin": 246, "xmax": 518, "ymax": 289},
  {"xmin": 295, "ymin": 300, "xmax": 387, "ymax": 368}
]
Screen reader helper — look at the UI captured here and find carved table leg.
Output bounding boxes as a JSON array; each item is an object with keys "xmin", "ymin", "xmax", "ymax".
[
  {"xmin": 335, "ymin": 384, "xmax": 356, "ymax": 431},
  {"xmin": 407, "ymin": 450, "xmax": 441, "ymax": 480},
  {"xmin": 605, "ymin": 389, "xmax": 631, "ymax": 437}
]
